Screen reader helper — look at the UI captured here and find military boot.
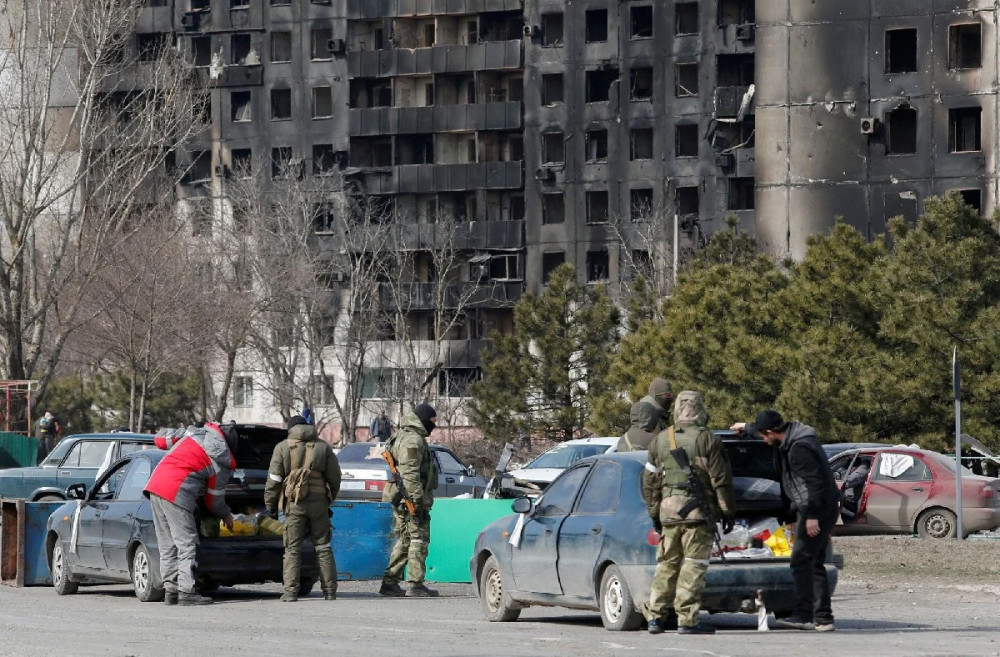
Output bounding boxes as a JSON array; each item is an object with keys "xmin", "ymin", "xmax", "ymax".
[
  {"xmin": 405, "ymin": 583, "xmax": 439, "ymax": 598},
  {"xmin": 164, "ymin": 591, "xmax": 178, "ymax": 606},
  {"xmin": 178, "ymin": 592, "xmax": 213, "ymax": 606},
  {"xmin": 280, "ymin": 592, "xmax": 298, "ymax": 602},
  {"xmin": 324, "ymin": 591, "xmax": 337, "ymax": 601},
  {"xmin": 379, "ymin": 580, "xmax": 405, "ymax": 597}
]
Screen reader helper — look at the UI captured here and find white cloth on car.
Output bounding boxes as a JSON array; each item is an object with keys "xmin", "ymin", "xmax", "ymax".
[{"xmin": 879, "ymin": 454, "xmax": 914, "ymax": 478}]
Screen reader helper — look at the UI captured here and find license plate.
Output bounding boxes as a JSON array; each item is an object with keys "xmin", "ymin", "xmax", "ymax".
[{"xmin": 341, "ymin": 481, "xmax": 366, "ymax": 490}]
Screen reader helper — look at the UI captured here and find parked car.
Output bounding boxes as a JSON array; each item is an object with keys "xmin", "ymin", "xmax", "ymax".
[
  {"xmin": 470, "ymin": 447, "xmax": 838, "ymax": 630},
  {"xmin": 337, "ymin": 442, "xmax": 488, "ymax": 500},
  {"xmin": 501, "ymin": 437, "xmax": 619, "ymax": 492},
  {"xmin": 830, "ymin": 446, "xmax": 1000, "ymax": 539},
  {"xmin": 0, "ymin": 433, "xmax": 156, "ymax": 501},
  {"xmin": 821, "ymin": 442, "xmax": 886, "ymax": 459},
  {"xmin": 45, "ymin": 424, "xmax": 318, "ymax": 601}
]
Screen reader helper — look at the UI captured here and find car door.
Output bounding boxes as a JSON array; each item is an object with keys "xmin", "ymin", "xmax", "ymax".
[
  {"xmin": 510, "ymin": 464, "xmax": 590, "ymax": 595},
  {"xmin": 556, "ymin": 460, "xmax": 622, "ymax": 599},
  {"xmin": 102, "ymin": 458, "xmax": 153, "ymax": 574},
  {"xmin": 865, "ymin": 453, "xmax": 932, "ymax": 531},
  {"xmin": 433, "ymin": 448, "xmax": 477, "ymax": 497},
  {"xmin": 58, "ymin": 440, "xmax": 116, "ymax": 492}
]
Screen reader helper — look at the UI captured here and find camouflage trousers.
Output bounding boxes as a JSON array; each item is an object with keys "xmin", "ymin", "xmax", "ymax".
[
  {"xmin": 642, "ymin": 523, "xmax": 712, "ymax": 627},
  {"xmin": 283, "ymin": 502, "xmax": 338, "ymax": 596},
  {"xmin": 383, "ymin": 507, "xmax": 431, "ymax": 585}
]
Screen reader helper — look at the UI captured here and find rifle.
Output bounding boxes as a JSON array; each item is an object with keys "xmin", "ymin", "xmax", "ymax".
[
  {"xmin": 380, "ymin": 446, "xmax": 417, "ymax": 517},
  {"xmin": 670, "ymin": 447, "xmax": 726, "ymax": 563}
]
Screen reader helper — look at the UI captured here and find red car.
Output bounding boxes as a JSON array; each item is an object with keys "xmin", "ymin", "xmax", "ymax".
[{"xmin": 830, "ymin": 446, "xmax": 1000, "ymax": 539}]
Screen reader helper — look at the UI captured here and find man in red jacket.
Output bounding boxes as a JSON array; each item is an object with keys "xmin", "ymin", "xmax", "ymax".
[{"xmin": 144, "ymin": 422, "xmax": 237, "ymax": 605}]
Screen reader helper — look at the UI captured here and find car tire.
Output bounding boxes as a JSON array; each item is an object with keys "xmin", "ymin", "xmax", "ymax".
[
  {"xmin": 299, "ymin": 577, "xmax": 317, "ymax": 597},
  {"xmin": 917, "ymin": 508, "xmax": 957, "ymax": 540},
  {"xmin": 132, "ymin": 544, "xmax": 165, "ymax": 602},
  {"xmin": 479, "ymin": 555, "xmax": 520, "ymax": 622},
  {"xmin": 598, "ymin": 564, "xmax": 643, "ymax": 632},
  {"xmin": 51, "ymin": 541, "xmax": 78, "ymax": 595}
]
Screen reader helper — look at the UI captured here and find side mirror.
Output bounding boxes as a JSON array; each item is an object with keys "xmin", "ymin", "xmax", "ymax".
[
  {"xmin": 511, "ymin": 496, "xmax": 532, "ymax": 514},
  {"xmin": 66, "ymin": 483, "xmax": 87, "ymax": 500},
  {"xmin": 466, "ymin": 465, "xmax": 477, "ymax": 477}
]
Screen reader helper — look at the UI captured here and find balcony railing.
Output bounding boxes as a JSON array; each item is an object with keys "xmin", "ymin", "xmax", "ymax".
[
  {"xmin": 349, "ymin": 102, "xmax": 522, "ymax": 136},
  {"xmin": 347, "ymin": 0, "xmax": 523, "ymax": 19},
  {"xmin": 351, "ymin": 161, "xmax": 523, "ymax": 194},
  {"xmin": 348, "ymin": 40, "xmax": 522, "ymax": 77},
  {"xmin": 378, "ymin": 281, "xmax": 523, "ymax": 310}
]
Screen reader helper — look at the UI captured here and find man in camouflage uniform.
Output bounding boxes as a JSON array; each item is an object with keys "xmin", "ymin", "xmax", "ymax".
[
  {"xmin": 264, "ymin": 415, "xmax": 342, "ymax": 602},
  {"xmin": 379, "ymin": 403, "xmax": 439, "ymax": 598},
  {"xmin": 641, "ymin": 391, "xmax": 735, "ymax": 634}
]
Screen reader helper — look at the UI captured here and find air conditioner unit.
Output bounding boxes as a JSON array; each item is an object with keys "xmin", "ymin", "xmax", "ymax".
[
  {"xmin": 181, "ymin": 12, "xmax": 200, "ymax": 30},
  {"xmin": 534, "ymin": 167, "xmax": 555, "ymax": 182},
  {"xmin": 735, "ymin": 24, "xmax": 755, "ymax": 41},
  {"xmin": 859, "ymin": 117, "xmax": 879, "ymax": 134},
  {"xmin": 523, "ymin": 24, "xmax": 539, "ymax": 37},
  {"xmin": 327, "ymin": 39, "xmax": 347, "ymax": 55}
]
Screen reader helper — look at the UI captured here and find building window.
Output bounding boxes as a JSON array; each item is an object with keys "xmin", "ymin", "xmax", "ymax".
[
  {"xmin": 231, "ymin": 91, "xmax": 251, "ymax": 122},
  {"xmin": 675, "ymin": 63, "xmax": 698, "ymax": 96},
  {"xmin": 313, "ymin": 144, "xmax": 337, "ymax": 175},
  {"xmin": 585, "ymin": 9, "xmax": 608, "ymax": 43},
  {"xmin": 542, "ymin": 193, "xmax": 565, "ymax": 224},
  {"xmin": 884, "ymin": 29, "xmax": 917, "ymax": 74},
  {"xmin": 191, "ymin": 36, "xmax": 211, "ymax": 67},
  {"xmin": 489, "ymin": 253, "xmax": 520, "ymax": 280},
  {"xmin": 728, "ymin": 177, "xmax": 754, "ymax": 210},
  {"xmin": 542, "ymin": 252, "xmax": 565, "ymax": 282},
  {"xmin": 949, "ymin": 24, "xmax": 982, "ymax": 70},
  {"xmin": 186, "ymin": 150, "xmax": 211, "ymax": 184},
  {"xmin": 312, "ymin": 86, "xmax": 333, "ymax": 118},
  {"xmin": 631, "ymin": 6, "xmax": 653, "ymax": 39},
  {"xmin": 630, "ymin": 128, "xmax": 654, "ymax": 160},
  {"xmin": 958, "ymin": 189, "xmax": 982, "ymax": 214},
  {"xmin": 271, "ymin": 146, "xmax": 292, "ymax": 178},
  {"xmin": 676, "ymin": 3, "xmax": 699, "ymax": 36},
  {"xmin": 542, "ymin": 73, "xmax": 564, "ymax": 104},
  {"xmin": 885, "ymin": 105, "xmax": 917, "ymax": 155},
  {"xmin": 542, "ymin": 132, "xmax": 564, "ymax": 164},
  {"xmin": 137, "ymin": 33, "xmax": 167, "ymax": 62},
  {"xmin": 230, "ymin": 33, "xmax": 251, "ymax": 65},
  {"xmin": 586, "ymin": 250, "xmax": 609, "ymax": 282},
  {"xmin": 191, "ymin": 0, "xmax": 210, "ymax": 8},
  {"xmin": 271, "ymin": 88, "xmax": 292, "ymax": 120},
  {"xmin": 231, "ymin": 0, "xmax": 249, "ymax": 8},
  {"xmin": 631, "ymin": 188, "xmax": 654, "ymax": 220},
  {"xmin": 630, "ymin": 67, "xmax": 653, "ymax": 101},
  {"xmin": 231, "ymin": 148, "xmax": 252, "ymax": 177},
  {"xmin": 585, "ymin": 128, "xmax": 608, "ymax": 162},
  {"xmin": 270, "ymin": 0, "xmax": 290, "ymax": 5},
  {"xmin": 271, "ymin": 31, "xmax": 292, "ymax": 63},
  {"xmin": 675, "ymin": 123, "xmax": 698, "ymax": 157},
  {"xmin": 586, "ymin": 69, "xmax": 618, "ymax": 103},
  {"xmin": 718, "ymin": 0, "xmax": 755, "ymax": 25},
  {"xmin": 676, "ymin": 186, "xmax": 699, "ymax": 215},
  {"xmin": 233, "ymin": 377, "xmax": 253, "ymax": 407},
  {"xmin": 542, "ymin": 13, "xmax": 564, "ymax": 47},
  {"xmin": 312, "ymin": 27, "xmax": 333, "ymax": 61},
  {"xmin": 586, "ymin": 190, "xmax": 609, "ymax": 224},
  {"xmin": 949, "ymin": 107, "xmax": 981, "ymax": 153}
]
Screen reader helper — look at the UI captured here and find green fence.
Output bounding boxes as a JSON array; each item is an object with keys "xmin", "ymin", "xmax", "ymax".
[
  {"xmin": 0, "ymin": 433, "xmax": 37, "ymax": 469},
  {"xmin": 426, "ymin": 498, "xmax": 515, "ymax": 583}
]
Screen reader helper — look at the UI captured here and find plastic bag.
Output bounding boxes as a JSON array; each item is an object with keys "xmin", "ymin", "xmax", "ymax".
[
  {"xmin": 219, "ymin": 513, "xmax": 259, "ymax": 537},
  {"xmin": 259, "ymin": 516, "xmax": 284, "ymax": 537}
]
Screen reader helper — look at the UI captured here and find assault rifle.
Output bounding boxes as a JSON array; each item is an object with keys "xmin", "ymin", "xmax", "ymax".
[
  {"xmin": 380, "ymin": 446, "xmax": 417, "ymax": 516},
  {"xmin": 670, "ymin": 447, "xmax": 726, "ymax": 563}
]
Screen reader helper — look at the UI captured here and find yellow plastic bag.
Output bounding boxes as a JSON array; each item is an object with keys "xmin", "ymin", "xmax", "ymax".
[
  {"xmin": 763, "ymin": 526, "xmax": 793, "ymax": 557},
  {"xmin": 259, "ymin": 516, "xmax": 285, "ymax": 537},
  {"xmin": 219, "ymin": 513, "xmax": 259, "ymax": 537}
]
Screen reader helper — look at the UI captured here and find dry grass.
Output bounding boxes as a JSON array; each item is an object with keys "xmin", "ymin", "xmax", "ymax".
[{"xmin": 835, "ymin": 535, "xmax": 1000, "ymax": 583}]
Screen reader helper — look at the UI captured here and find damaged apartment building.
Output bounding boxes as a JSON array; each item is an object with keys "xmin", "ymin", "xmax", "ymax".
[{"xmin": 128, "ymin": 0, "xmax": 998, "ymax": 424}]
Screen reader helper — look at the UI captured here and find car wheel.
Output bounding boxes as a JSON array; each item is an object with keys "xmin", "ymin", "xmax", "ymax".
[
  {"xmin": 479, "ymin": 555, "xmax": 520, "ymax": 622},
  {"xmin": 51, "ymin": 541, "xmax": 78, "ymax": 595},
  {"xmin": 132, "ymin": 544, "xmax": 165, "ymax": 602},
  {"xmin": 37, "ymin": 495, "xmax": 63, "ymax": 502},
  {"xmin": 917, "ymin": 508, "xmax": 957, "ymax": 540},
  {"xmin": 599, "ymin": 564, "xmax": 643, "ymax": 631},
  {"xmin": 299, "ymin": 578, "xmax": 317, "ymax": 597}
]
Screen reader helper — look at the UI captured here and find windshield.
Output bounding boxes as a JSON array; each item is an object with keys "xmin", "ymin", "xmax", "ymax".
[
  {"xmin": 338, "ymin": 443, "xmax": 387, "ymax": 466},
  {"xmin": 524, "ymin": 444, "xmax": 609, "ymax": 470},
  {"xmin": 40, "ymin": 438, "xmax": 73, "ymax": 466}
]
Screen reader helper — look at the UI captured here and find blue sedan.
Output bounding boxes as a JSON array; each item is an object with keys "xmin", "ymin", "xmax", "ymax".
[{"xmin": 470, "ymin": 450, "xmax": 838, "ymax": 631}]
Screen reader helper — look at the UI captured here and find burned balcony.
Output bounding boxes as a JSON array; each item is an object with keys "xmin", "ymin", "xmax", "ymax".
[
  {"xmin": 349, "ymin": 101, "xmax": 523, "ymax": 136},
  {"xmin": 348, "ymin": 40, "xmax": 522, "ymax": 78},
  {"xmin": 346, "ymin": 0, "xmax": 526, "ymax": 20},
  {"xmin": 351, "ymin": 161, "xmax": 523, "ymax": 195},
  {"xmin": 379, "ymin": 281, "xmax": 523, "ymax": 310}
]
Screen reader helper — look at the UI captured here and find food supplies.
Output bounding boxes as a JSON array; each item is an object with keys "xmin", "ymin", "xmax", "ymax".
[
  {"xmin": 711, "ymin": 517, "xmax": 797, "ymax": 558},
  {"xmin": 259, "ymin": 516, "xmax": 284, "ymax": 537},
  {"xmin": 219, "ymin": 513, "xmax": 259, "ymax": 537}
]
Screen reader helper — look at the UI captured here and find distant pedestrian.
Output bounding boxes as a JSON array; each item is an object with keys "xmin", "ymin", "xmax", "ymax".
[
  {"xmin": 732, "ymin": 410, "xmax": 840, "ymax": 632},
  {"xmin": 35, "ymin": 412, "xmax": 61, "ymax": 461},
  {"xmin": 302, "ymin": 407, "xmax": 314, "ymax": 425},
  {"xmin": 370, "ymin": 410, "xmax": 392, "ymax": 442}
]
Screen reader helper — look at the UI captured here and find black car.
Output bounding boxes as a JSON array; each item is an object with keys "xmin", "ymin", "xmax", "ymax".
[{"xmin": 45, "ymin": 425, "xmax": 317, "ymax": 601}]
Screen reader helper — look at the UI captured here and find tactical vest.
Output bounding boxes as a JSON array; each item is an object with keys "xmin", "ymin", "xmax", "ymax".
[
  {"xmin": 281, "ymin": 441, "xmax": 329, "ymax": 510},
  {"xmin": 658, "ymin": 426, "xmax": 699, "ymax": 498}
]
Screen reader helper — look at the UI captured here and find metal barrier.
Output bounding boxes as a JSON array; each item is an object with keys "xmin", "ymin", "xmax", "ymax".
[{"xmin": 1, "ymin": 500, "xmax": 64, "ymax": 586}]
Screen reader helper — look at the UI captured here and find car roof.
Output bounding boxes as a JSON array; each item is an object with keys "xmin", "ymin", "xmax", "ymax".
[
  {"xmin": 558, "ymin": 436, "xmax": 620, "ymax": 446},
  {"xmin": 64, "ymin": 432, "xmax": 154, "ymax": 441}
]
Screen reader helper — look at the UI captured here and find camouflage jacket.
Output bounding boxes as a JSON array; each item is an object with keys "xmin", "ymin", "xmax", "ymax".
[{"xmin": 382, "ymin": 412, "xmax": 438, "ymax": 511}]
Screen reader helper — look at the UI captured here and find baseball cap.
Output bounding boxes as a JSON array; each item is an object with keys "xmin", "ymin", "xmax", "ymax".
[{"xmin": 747, "ymin": 409, "xmax": 784, "ymax": 439}]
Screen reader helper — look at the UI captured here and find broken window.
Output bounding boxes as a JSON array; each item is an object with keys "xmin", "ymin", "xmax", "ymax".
[
  {"xmin": 490, "ymin": 253, "xmax": 520, "ymax": 280},
  {"xmin": 542, "ymin": 132, "xmax": 564, "ymax": 164},
  {"xmin": 271, "ymin": 88, "xmax": 292, "ymax": 120},
  {"xmin": 676, "ymin": 63, "xmax": 698, "ymax": 97},
  {"xmin": 728, "ymin": 177, "xmax": 754, "ymax": 210},
  {"xmin": 958, "ymin": 189, "xmax": 982, "ymax": 214},
  {"xmin": 630, "ymin": 128, "xmax": 654, "ymax": 160},
  {"xmin": 271, "ymin": 146, "xmax": 292, "ymax": 178},
  {"xmin": 885, "ymin": 105, "xmax": 917, "ymax": 155},
  {"xmin": 542, "ymin": 193, "xmax": 565, "ymax": 224},
  {"xmin": 586, "ymin": 250, "xmax": 609, "ymax": 282},
  {"xmin": 424, "ymin": 83, "xmax": 435, "ymax": 105},
  {"xmin": 676, "ymin": 186, "xmax": 699, "ymax": 215},
  {"xmin": 586, "ymin": 69, "xmax": 618, "ymax": 103},
  {"xmin": 676, "ymin": 3, "xmax": 699, "ymax": 36},
  {"xmin": 313, "ymin": 144, "xmax": 337, "ymax": 175},
  {"xmin": 675, "ymin": 123, "xmax": 698, "ymax": 157},
  {"xmin": 423, "ymin": 23, "xmax": 436, "ymax": 47},
  {"xmin": 542, "ymin": 13, "xmax": 564, "ymax": 47},
  {"xmin": 311, "ymin": 27, "xmax": 332, "ymax": 60},
  {"xmin": 231, "ymin": 148, "xmax": 252, "ymax": 177},
  {"xmin": 269, "ymin": 0, "xmax": 289, "ymax": 5},
  {"xmin": 231, "ymin": 91, "xmax": 252, "ymax": 122},
  {"xmin": 231, "ymin": 0, "xmax": 249, "ymax": 8},
  {"xmin": 630, "ymin": 188, "xmax": 654, "ymax": 220},
  {"xmin": 718, "ymin": 0, "xmax": 754, "ymax": 26},
  {"xmin": 630, "ymin": 67, "xmax": 653, "ymax": 101},
  {"xmin": 271, "ymin": 31, "xmax": 292, "ymax": 63},
  {"xmin": 137, "ymin": 33, "xmax": 167, "ymax": 62},
  {"xmin": 542, "ymin": 73, "xmax": 564, "ymax": 104},
  {"xmin": 397, "ymin": 135, "xmax": 434, "ymax": 165},
  {"xmin": 631, "ymin": 6, "xmax": 653, "ymax": 39},
  {"xmin": 586, "ymin": 128, "xmax": 608, "ymax": 162},
  {"xmin": 949, "ymin": 24, "xmax": 982, "ymax": 70},
  {"xmin": 312, "ymin": 86, "xmax": 333, "ymax": 118},
  {"xmin": 717, "ymin": 53, "xmax": 755, "ymax": 86},
  {"xmin": 191, "ymin": 36, "xmax": 211, "ymax": 67},
  {"xmin": 587, "ymin": 190, "xmax": 609, "ymax": 224},
  {"xmin": 187, "ymin": 150, "xmax": 211, "ymax": 183},
  {"xmin": 230, "ymin": 33, "xmax": 251, "ymax": 65},
  {"xmin": 949, "ymin": 107, "xmax": 981, "ymax": 153},
  {"xmin": 542, "ymin": 252, "xmax": 566, "ymax": 282},
  {"xmin": 885, "ymin": 29, "xmax": 917, "ymax": 74},
  {"xmin": 585, "ymin": 9, "xmax": 608, "ymax": 43}
]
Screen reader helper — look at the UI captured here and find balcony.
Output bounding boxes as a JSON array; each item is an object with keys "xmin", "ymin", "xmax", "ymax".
[
  {"xmin": 713, "ymin": 85, "xmax": 754, "ymax": 120},
  {"xmin": 347, "ymin": 0, "xmax": 523, "ymax": 19},
  {"xmin": 379, "ymin": 281, "xmax": 523, "ymax": 310},
  {"xmin": 193, "ymin": 65, "xmax": 263, "ymax": 88},
  {"xmin": 393, "ymin": 220, "xmax": 524, "ymax": 250},
  {"xmin": 350, "ymin": 102, "xmax": 522, "ymax": 136},
  {"xmin": 351, "ymin": 161, "xmax": 523, "ymax": 194},
  {"xmin": 348, "ymin": 40, "xmax": 522, "ymax": 78}
]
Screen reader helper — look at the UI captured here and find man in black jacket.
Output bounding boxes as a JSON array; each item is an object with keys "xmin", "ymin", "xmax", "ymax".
[{"xmin": 732, "ymin": 410, "xmax": 840, "ymax": 632}]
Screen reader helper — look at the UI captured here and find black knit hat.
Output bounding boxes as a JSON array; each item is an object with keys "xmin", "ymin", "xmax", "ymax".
[
  {"xmin": 287, "ymin": 415, "xmax": 307, "ymax": 430},
  {"xmin": 414, "ymin": 403, "xmax": 437, "ymax": 433}
]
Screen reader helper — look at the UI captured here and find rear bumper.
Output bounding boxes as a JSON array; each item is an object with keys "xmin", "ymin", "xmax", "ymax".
[
  {"xmin": 197, "ymin": 538, "xmax": 318, "ymax": 586},
  {"xmin": 962, "ymin": 507, "xmax": 1000, "ymax": 533}
]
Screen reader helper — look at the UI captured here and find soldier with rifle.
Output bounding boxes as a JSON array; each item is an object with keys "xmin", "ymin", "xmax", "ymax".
[
  {"xmin": 641, "ymin": 390, "xmax": 735, "ymax": 635},
  {"xmin": 379, "ymin": 403, "xmax": 440, "ymax": 598}
]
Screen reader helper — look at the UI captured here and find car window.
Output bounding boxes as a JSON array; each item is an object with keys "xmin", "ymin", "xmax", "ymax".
[
  {"xmin": 874, "ymin": 453, "xmax": 931, "ymax": 482},
  {"xmin": 830, "ymin": 455, "xmax": 853, "ymax": 481},
  {"xmin": 119, "ymin": 441, "xmax": 155, "ymax": 458},
  {"xmin": 575, "ymin": 461, "xmax": 621, "ymax": 514},
  {"xmin": 536, "ymin": 465, "xmax": 590, "ymax": 516},
  {"xmin": 95, "ymin": 460, "xmax": 132, "ymax": 500},
  {"xmin": 338, "ymin": 443, "xmax": 386, "ymax": 466},
  {"xmin": 726, "ymin": 442, "xmax": 779, "ymax": 481},
  {"xmin": 62, "ymin": 441, "xmax": 115, "ymax": 468},
  {"xmin": 40, "ymin": 439, "xmax": 73, "ymax": 466},
  {"xmin": 117, "ymin": 459, "xmax": 152, "ymax": 501},
  {"xmin": 434, "ymin": 449, "xmax": 466, "ymax": 475},
  {"xmin": 525, "ymin": 444, "xmax": 609, "ymax": 470}
]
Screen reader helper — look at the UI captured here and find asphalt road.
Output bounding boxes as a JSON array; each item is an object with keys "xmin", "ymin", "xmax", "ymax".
[{"xmin": 1, "ymin": 578, "xmax": 997, "ymax": 657}]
